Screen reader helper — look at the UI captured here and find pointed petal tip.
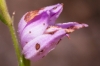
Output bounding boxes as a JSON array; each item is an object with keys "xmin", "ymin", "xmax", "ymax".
[
  {"xmin": 61, "ymin": 3, "xmax": 64, "ymax": 6},
  {"xmin": 82, "ymin": 24, "xmax": 89, "ymax": 27},
  {"xmin": 74, "ymin": 23, "xmax": 88, "ymax": 29},
  {"xmin": 73, "ymin": 22, "xmax": 88, "ymax": 28},
  {"xmin": 66, "ymin": 34, "xmax": 70, "ymax": 39}
]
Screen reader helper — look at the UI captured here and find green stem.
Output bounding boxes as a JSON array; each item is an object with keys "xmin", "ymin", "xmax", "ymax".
[
  {"xmin": 0, "ymin": 0, "xmax": 30, "ymax": 66},
  {"xmin": 0, "ymin": 0, "xmax": 12, "ymax": 25},
  {"xmin": 8, "ymin": 21, "xmax": 30, "ymax": 66},
  {"xmin": 8, "ymin": 24, "xmax": 25, "ymax": 66},
  {"xmin": 23, "ymin": 55, "xmax": 31, "ymax": 66}
]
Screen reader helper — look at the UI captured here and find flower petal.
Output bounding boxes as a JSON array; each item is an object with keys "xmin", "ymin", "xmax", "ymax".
[
  {"xmin": 45, "ymin": 22, "xmax": 88, "ymax": 38},
  {"xmin": 22, "ymin": 29, "xmax": 66, "ymax": 61},
  {"xmin": 18, "ymin": 3, "xmax": 89, "ymax": 62},
  {"xmin": 56, "ymin": 22, "xmax": 88, "ymax": 29},
  {"xmin": 18, "ymin": 3, "xmax": 63, "ymax": 35},
  {"xmin": 20, "ymin": 12, "xmax": 50, "ymax": 47},
  {"xmin": 18, "ymin": 13, "xmax": 28, "ymax": 35},
  {"xmin": 18, "ymin": 3, "xmax": 63, "ymax": 47},
  {"xmin": 48, "ymin": 3, "xmax": 63, "ymax": 25}
]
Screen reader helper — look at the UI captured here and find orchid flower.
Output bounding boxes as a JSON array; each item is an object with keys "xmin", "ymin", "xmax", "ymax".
[{"xmin": 18, "ymin": 3, "xmax": 88, "ymax": 61}]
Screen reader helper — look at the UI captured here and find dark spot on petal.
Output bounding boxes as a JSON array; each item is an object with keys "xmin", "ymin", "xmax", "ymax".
[
  {"xmin": 35, "ymin": 43, "xmax": 40, "ymax": 50},
  {"xmin": 67, "ymin": 26, "xmax": 74, "ymax": 29},
  {"xmin": 53, "ymin": 6, "xmax": 57, "ymax": 9},
  {"xmin": 29, "ymin": 31, "xmax": 31, "ymax": 33},
  {"xmin": 24, "ymin": 10, "xmax": 39, "ymax": 22},
  {"xmin": 42, "ymin": 56, "xmax": 45, "ymax": 58},
  {"xmin": 46, "ymin": 26, "xmax": 50, "ymax": 29},
  {"xmin": 40, "ymin": 50, "xmax": 43, "ymax": 52},
  {"xmin": 25, "ymin": 42, "xmax": 28, "ymax": 44},
  {"xmin": 57, "ymin": 39, "xmax": 62, "ymax": 45},
  {"xmin": 43, "ymin": 23, "xmax": 45, "ymax": 25},
  {"xmin": 37, "ymin": 49, "xmax": 44, "ymax": 55}
]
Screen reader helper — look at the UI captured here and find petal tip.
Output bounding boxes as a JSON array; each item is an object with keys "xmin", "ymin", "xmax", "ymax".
[
  {"xmin": 83, "ymin": 24, "xmax": 89, "ymax": 27},
  {"xmin": 61, "ymin": 3, "xmax": 64, "ymax": 6}
]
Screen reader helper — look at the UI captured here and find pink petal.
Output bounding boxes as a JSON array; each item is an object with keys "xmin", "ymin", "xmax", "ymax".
[{"xmin": 22, "ymin": 29, "xmax": 66, "ymax": 61}]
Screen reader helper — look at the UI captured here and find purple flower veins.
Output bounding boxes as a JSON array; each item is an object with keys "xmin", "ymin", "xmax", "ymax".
[{"xmin": 18, "ymin": 3, "xmax": 88, "ymax": 61}]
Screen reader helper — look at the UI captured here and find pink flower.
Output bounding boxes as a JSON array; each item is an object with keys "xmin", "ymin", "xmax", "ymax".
[{"xmin": 18, "ymin": 3, "xmax": 88, "ymax": 61}]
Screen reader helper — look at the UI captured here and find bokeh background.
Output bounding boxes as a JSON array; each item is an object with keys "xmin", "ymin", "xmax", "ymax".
[{"xmin": 0, "ymin": 0, "xmax": 100, "ymax": 66}]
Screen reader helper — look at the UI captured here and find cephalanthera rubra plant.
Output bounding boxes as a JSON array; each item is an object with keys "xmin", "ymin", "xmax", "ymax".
[{"xmin": 0, "ymin": 1, "xmax": 88, "ymax": 66}]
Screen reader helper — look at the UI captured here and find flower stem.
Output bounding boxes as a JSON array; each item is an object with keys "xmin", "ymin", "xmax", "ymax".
[
  {"xmin": 0, "ymin": 0, "xmax": 12, "ymax": 25},
  {"xmin": 23, "ymin": 55, "xmax": 31, "ymax": 66},
  {"xmin": 0, "ymin": 0, "xmax": 30, "ymax": 66},
  {"xmin": 8, "ymin": 24, "xmax": 25, "ymax": 66}
]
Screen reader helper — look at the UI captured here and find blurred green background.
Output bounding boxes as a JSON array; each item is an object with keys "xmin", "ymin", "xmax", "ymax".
[{"xmin": 0, "ymin": 0, "xmax": 100, "ymax": 66}]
